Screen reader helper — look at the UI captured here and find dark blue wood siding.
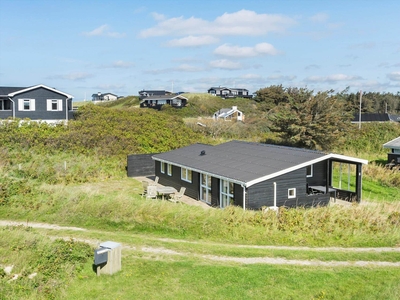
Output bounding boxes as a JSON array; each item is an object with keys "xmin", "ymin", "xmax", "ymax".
[
  {"xmin": 14, "ymin": 87, "xmax": 73, "ymax": 120},
  {"xmin": 127, "ymin": 154, "xmax": 155, "ymax": 177},
  {"xmin": 156, "ymin": 162, "xmax": 200, "ymax": 200},
  {"xmin": 247, "ymin": 168, "xmax": 307, "ymax": 209},
  {"xmin": 306, "ymin": 161, "xmax": 327, "ymax": 186}
]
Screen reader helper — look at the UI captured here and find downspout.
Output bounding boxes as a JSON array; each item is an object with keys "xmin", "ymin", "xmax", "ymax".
[
  {"xmin": 8, "ymin": 97, "xmax": 15, "ymax": 118},
  {"xmin": 66, "ymin": 97, "xmax": 71, "ymax": 122},
  {"xmin": 273, "ymin": 182, "xmax": 277, "ymax": 208},
  {"xmin": 242, "ymin": 184, "xmax": 246, "ymax": 210}
]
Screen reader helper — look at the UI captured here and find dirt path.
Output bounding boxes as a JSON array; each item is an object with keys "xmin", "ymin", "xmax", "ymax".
[{"xmin": 1, "ymin": 220, "xmax": 400, "ymax": 267}]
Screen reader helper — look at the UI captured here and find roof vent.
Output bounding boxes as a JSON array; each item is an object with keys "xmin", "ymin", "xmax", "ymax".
[{"xmin": 200, "ymin": 150, "xmax": 206, "ymax": 156}]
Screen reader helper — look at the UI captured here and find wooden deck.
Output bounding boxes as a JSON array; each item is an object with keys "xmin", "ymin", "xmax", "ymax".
[{"xmin": 134, "ymin": 176, "xmax": 211, "ymax": 209}]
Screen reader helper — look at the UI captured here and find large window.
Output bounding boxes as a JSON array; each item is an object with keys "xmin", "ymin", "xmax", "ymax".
[
  {"xmin": 220, "ymin": 179, "xmax": 234, "ymax": 208},
  {"xmin": 200, "ymin": 174, "xmax": 211, "ymax": 204},
  {"xmin": 181, "ymin": 167, "xmax": 192, "ymax": 182},
  {"xmin": 167, "ymin": 163, "xmax": 172, "ymax": 176},
  {"xmin": 160, "ymin": 162, "xmax": 165, "ymax": 174},
  {"xmin": 0, "ymin": 99, "xmax": 11, "ymax": 110},
  {"xmin": 18, "ymin": 99, "xmax": 35, "ymax": 111},
  {"xmin": 47, "ymin": 99, "xmax": 63, "ymax": 111}
]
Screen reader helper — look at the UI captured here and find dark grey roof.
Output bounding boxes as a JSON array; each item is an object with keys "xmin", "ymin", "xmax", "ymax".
[
  {"xmin": 383, "ymin": 136, "xmax": 400, "ymax": 149},
  {"xmin": 138, "ymin": 90, "xmax": 172, "ymax": 95},
  {"xmin": 141, "ymin": 94, "xmax": 187, "ymax": 101},
  {"xmin": 352, "ymin": 113, "xmax": 400, "ymax": 122},
  {"xmin": 153, "ymin": 141, "xmax": 327, "ymax": 185},
  {"xmin": 0, "ymin": 86, "xmax": 27, "ymax": 96}
]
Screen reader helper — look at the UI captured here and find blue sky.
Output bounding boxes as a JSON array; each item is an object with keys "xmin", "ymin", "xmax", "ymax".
[{"xmin": 1, "ymin": 0, "xmax": 400, "ymax": 100}]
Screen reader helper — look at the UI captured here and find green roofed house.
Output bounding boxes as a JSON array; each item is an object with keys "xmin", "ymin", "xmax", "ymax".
[{"xmin": 152, "ymin": 141, "xmax": 368, "ymax": 210}]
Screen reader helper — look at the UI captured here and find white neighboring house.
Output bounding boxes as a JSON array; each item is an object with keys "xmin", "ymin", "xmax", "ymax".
[
  {"xmin": 92, "ymin": 92, "xmax": 119, "ymax": 102},
  {"xmin": 213, "ymin": 106, "xmax": 244, "ymax": 122}
]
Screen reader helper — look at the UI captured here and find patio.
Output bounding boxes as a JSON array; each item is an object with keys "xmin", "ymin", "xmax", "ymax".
[{"xmin": 135, "ymin": 176, "xmax": 211, "ymax": 209}]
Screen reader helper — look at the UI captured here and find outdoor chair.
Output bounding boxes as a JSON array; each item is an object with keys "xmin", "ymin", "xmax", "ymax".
[
  {"xmin": 154, "ymin": 176, "xmax": 159, "ymax": 184},
  {"xmin": 171, "ymin": 187, "xmax": 186, "ymax": 203},
  {"xmin": 141, "ymin": 181, "xmax": 149, "ymax": 198},
  {"xmin": 146, "ymin": 185, "xmax": 158, "ymax": 199}
]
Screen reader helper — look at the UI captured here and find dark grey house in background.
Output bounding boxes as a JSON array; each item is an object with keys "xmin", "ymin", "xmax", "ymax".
[
  {"xmin": 0, "ymin": 84, "xmax": 74, "ymax": 122},
  {"xmin": 152, "ymin": 141, "xmax": 368, "ymax": 210},
  {"xmin": 352, "ymin": 113, "xmax": 400, "ymax": 123},
  {"xmin": 140, "ymin": 94, "xmax": 188, "ymax": 109},
  {"xmin": 208, "ymin": 87, "xmax": 252, "ymax": 99},
  {"xmin": 138, "ymin": 90, "xmax": 173, "ymax": 100},
  {"xmin": 383, "ymin": 136, "xmax": 400, "ymax": 164}
]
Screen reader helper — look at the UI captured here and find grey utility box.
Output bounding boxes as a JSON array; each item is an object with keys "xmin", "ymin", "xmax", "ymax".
[{"xmin": 94, "ymin": 241, "xmax": 121, "ymax": 276}]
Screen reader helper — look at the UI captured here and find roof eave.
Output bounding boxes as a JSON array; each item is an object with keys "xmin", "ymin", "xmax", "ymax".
[{"xmin": 8, "ymin": 84, "xmax": 74, "ymax": 99}]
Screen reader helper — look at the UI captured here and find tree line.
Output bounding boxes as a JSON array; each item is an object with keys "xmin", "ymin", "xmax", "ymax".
[{"xmin": 253, "ymin": 85, "xmax": 400, "ymax": 151}]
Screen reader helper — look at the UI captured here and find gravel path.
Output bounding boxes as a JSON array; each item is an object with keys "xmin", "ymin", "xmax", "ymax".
[{"xmin": 1, "ymin": 219, "xmax": 400, "ymax": 267}]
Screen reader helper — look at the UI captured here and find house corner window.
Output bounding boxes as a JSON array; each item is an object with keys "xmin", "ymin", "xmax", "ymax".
[
  {"xmin": 306, "ymin": 165, "xmax": 313, "ymax": 177},
  {"xmin": 47, "ymin": 99, "xmax": 62, "ymax": 111},
  {"xmin": 181, "ymin": 167, "xmax": 192, "ymax": 183},
  {"xmin": 167, "ymin": 163, "xmax": 172, "ymax": 176},
  {"xmin": 160, "ymin": 162, "xmax": 165, "ymax": 174},
  {"xmin": 288, "ymin": 188, "xmax": 296, "ymax": 199}
]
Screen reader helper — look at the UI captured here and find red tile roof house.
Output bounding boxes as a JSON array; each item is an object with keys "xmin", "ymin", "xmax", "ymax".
[
  {"xmin": 0, "ymin": 84, "xmax": 74, "ymax": 123},
  {"xmin": 152, "ymin": 141, "xmax": 368, "ymax": 210}
]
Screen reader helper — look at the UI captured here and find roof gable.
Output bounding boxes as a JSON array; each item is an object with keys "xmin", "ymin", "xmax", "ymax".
[
  {"xmin": 383, "ymin": 136, "xmax": 400, "ymax": 149},
  {"xmin": 7, "ymin": 84, "xmax": 73, "ymax": 98}
]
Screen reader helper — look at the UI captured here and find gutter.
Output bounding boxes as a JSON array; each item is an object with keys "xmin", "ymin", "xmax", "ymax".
[
  {"xmin": 66, "ymin": 97, "xmax": 71, "ymax": 121},
  {"xmin": 8, "ymin": 97, "xmax": 15, "ymax": 118},
  {"xmin": 241, "ymin": 184, "xmax": 246, "ymax": 210}
]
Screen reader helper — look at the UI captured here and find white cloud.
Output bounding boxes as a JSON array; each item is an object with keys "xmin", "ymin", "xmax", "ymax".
[
  {"xmin": 310, "ymin": 13, "xmax": 329, "ymax": 23},
  {"xmin": 267, "ymin": 74, "xmax": 297, "ymax": 81},
  {"xmin": 209, "ymin": 59, "xmax": 242, "ymax": 70},
  {"xmin": 144, "ymin": 64, "xmax": 204, "ymax": 74},
  {"xmin": 305, "ymin": 74, "xmax": 361, "ymax": 83},
  {"xmin": 176, "ymin": 64, "xmax": 203, "ymax": 72},
  {"xmin": 94, "ymin": 84, "xmax": 126, "ymax": 90},
  {"xmin": 240, "ymin": 74, "xmax": 262, "ymax": 79},
  {"xmin": 48, "ymin": 72, "xmax": 94, "ymax": 81},
  {"xmin": 214, "ymin": 43, "xmax": 279, "ymax": 57},
  {"xmin": 151, "ymin": 12, "xmax": 166, "ymax": 21},
  {"xmin": 113, "ymin": 61, "xmax": 134, "ymax": 68},
  {"xmin": 165, "ymin": 35, "xmax": 219, "ymax": 47},
  {"xmin": 139, "ymin": 9, "xmax": 296, "ymax": 38},
  {"xmin": 82, "ymin": 24, "xmax": 125, "ymax": 38},
  {"xmin": 387, "ymin": 71, "xmax": 400, "ymax": 81}
]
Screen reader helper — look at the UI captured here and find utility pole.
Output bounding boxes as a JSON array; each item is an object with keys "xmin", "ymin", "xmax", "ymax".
[{"xmin": 358, "ymin": 90, "xmax": 363, "ymax": 130}]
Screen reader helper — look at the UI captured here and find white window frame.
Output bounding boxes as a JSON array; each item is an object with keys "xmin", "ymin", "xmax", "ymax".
[
  {"xmin": 200, "ymin": 174, "xmax": 212, "ymax": 204},
  {"xmin": 47, "ymin": 99, "xmax": 63, "ymax": 111},
  {"xmin": 18, "ymin": 98, "xmax": 35, "ymax": 111},
  {"xmin": 306, "ymin": 165, "xmax": 313, "ymax": 177},
  {"xmin": 288, "ymin": 188, "xmax": 296, "ymax": 199},
  {"xmin": 220, "ymin": 179, "xmax": 234, "ymax": 208},
  {"xmin": 181, "ymin": 167, "xmax": 192, "ymax": 183},
  {"xmin": 167, "ymin": 163, "xmax": 172, "ymax": 176},
  {"xmin": 160, "ymin": 162, "xmax": 165, "ymax": 174}
]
